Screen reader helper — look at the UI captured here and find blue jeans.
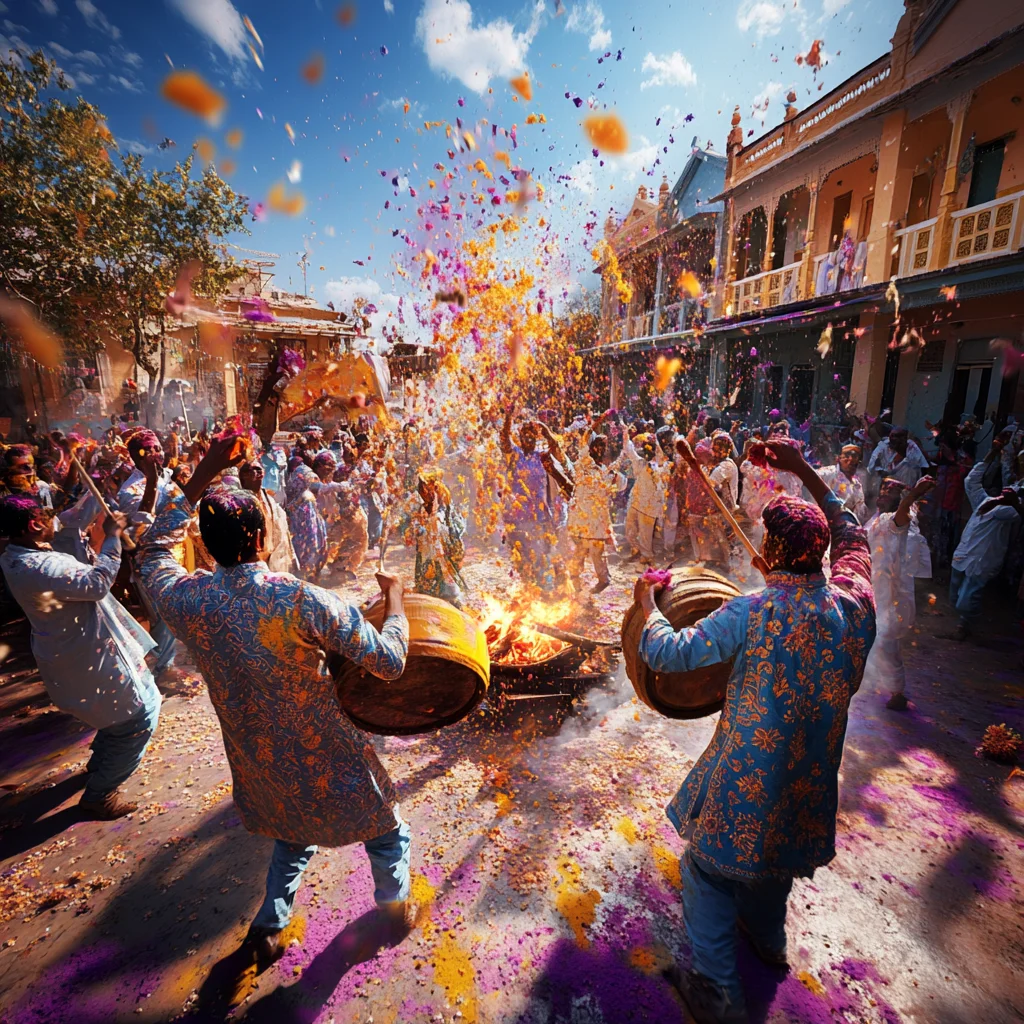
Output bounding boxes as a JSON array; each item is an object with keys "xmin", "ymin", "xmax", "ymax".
[
  {"xmin": 681, "ymin": 850, "xmax": 792, "ymax": 1003},
  {"xmin": 949, "ymin": 568, "xmax": 987, "ymax": 628},
  {"xmin": 151, "ymin": 616, "xmax": 177, "ymax": 672},
  {"xmin": 252, "ymin": 811, "xmax": 411, "ymax": 932},
  {"xmin": 83, "ymin": 679, "xmax": 162, "ymax": 802}
]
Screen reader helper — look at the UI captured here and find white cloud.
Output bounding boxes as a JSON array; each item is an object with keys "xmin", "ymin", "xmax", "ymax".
[
  {"xmin": 324, "ymin": 276, "xmax": 402, "ymax": 337},
  {"xmin": 75, "ymin": 70, "xmax": 95, "ymax": 83},
  {"xmin": 118, "ymin": 48, "xmax": 143, "ymax": 68},
  {"xmin": 109, "ymin": 73, "xmax": 141, "ymax": 91},
  {"xmin": 751, "ymin": 79, "xmax": 784, "ymax": 115},
  {"xmin": 415, "ymin": 0, "xmax": 543, "ymax": 94},
  {"xmin": 384, "ymin": 0, "xmax": 394, "ymax": 11},
  {"xmin": 38, "ymin": 0, "xmax": 59, "ymax": 15},
  {"xmin": 167, "ymin": 0, "xmax": 247, "ymax": 62},
  {"xmin": 565, "ymin": 2, "xmax": 610, "ymax": 52},
  {"xmin": 0, "ymin": 32, "xmax": 25, "ymax": 64},
  {"xmin": 822, "ymin": 0, "xmax": 851, "ymax": 12},
  {"xmin": 50, "ymin": 42, "xmax": 103, "ymax": 64},
  {"xmin": 75, "ymin": 0, "xmax": 120, "ymax": 39},
  {"xmin": 640, "ymin": 51, "xmax": 696, "ymax": 90},
  {"xmin": 618, "ymin": 138, "xmax": 660, "ymax": 181},
  {"xmin": 566, "ymin": 159, "xmax": 596, "ymax": 195},
  {"xmin": 120, "ymin": 137, "xmax": 155, "ymax": 155},
  {"xmin": 736, "ymin": 0, "xmax": 787, "ymax": 35}
]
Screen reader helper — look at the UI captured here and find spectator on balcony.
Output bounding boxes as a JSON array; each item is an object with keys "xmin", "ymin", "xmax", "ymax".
[{"xmin": 867, "ymin": 427, "xmax": 931, "ymax": 489}]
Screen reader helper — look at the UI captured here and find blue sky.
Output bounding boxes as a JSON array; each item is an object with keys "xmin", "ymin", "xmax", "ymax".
[{"xmin": 4, "ymin": 0, "xmax": 905, "ymax": 334}]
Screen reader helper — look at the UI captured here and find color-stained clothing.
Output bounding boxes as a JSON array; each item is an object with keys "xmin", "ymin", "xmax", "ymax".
[
  {"xmin": 0, "ymin": 537, "xmax": 158, "ymax": 730},
  {"xmin": 405, "ymin": 502, "xmax": 467, "ymax": 607},
  {"xmin": 503, "ymin": 443, "xmax": 552, "ymax": 526},
  {"xmin": 255, "ymin": 487, "xmax": 298, "ymax": 574},
  {"xmin": 619, "ymin": 435, "xmax": 670, "ymax": 519},
  {"xmin": 567, "ymin": 451, "xmax": 624, "ymax": 542},
  {"xmin": 639, "ymin": 492, "xmax": 875, "ymax": 881},
  {"xmin": 116, "ymin": 467, "xmax": 178, "ymax": 518},
  {"xmin": 139, "ymin": 495, "xmax": 409, "ymax": 848},
  {"xmin": 818, "ymin": 464, "xmax": 868, "ymax": 523},
  {"xmin": 285, "ymin": 464, "xmax": 329, "ymax": 579}
]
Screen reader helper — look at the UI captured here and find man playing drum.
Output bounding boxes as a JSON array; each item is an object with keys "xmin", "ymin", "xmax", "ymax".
[
  {"xmin": 633, "ymin": 439, "xmax": 876, "ymax": 1024},
  {"xmin": 138, "ymin": 438, "xmax": 415, "ymax": 1006}
]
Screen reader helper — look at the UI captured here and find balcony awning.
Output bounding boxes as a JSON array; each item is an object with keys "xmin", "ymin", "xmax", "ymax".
[{"xmin": 577, "ymin": 329, "xmax": 706, "ymax": 356}]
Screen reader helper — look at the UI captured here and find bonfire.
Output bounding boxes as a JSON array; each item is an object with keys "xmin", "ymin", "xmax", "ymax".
[{"xmin": 481, "ymin": 595, "xmax": 574, "ymax": 667}]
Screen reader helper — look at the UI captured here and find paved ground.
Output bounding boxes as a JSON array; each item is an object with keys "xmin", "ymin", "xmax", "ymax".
[{"xmin": 1, "ymin": 542, "xmax": 1023, "ymax": 1024}]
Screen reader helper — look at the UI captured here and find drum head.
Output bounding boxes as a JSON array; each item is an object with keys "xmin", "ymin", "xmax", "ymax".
[{"xmin": 331, "ymin": 654, "xmax": 486, "ymax": 736}]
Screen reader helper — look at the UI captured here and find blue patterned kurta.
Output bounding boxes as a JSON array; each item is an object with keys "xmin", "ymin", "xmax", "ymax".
[
  {"xmin": 139, "ymin": 495, "xmax": 410, "ymax": 847},
  {"xmin": 639, "ymin": 493, "xmax": 876, "ymax": 880}
]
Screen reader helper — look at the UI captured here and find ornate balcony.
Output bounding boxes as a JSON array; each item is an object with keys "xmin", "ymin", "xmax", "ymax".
[
  {"xmin": 728, "ymin": 261, "xmax": 802, "ymax": 315},
  {"xmin": 948, "ymin": 190, "xmax": 1024, "ymax": 266},
  {"xmin": 894, "ymin": 218, "xmax": 938, "ymax": 277}
]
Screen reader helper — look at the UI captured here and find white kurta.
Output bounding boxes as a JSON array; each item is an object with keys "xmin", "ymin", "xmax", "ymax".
[
  {"xmin": 818, "ymin": 464, "xmax": 868, "ymax": 523},
  {"xmin": 567, "ymin": 452, "xmax": 625, "ymax": 541},
  {"xmin": 0, "ymin": 538, "xmax": 158, "ymax": 730},
  {"xmin": 618, "ymin": 436, "xmax": 669, "ymax": 519},
  {"xmin": 865, "ymin": 511, "xmax": 931, "ymax": 640}
]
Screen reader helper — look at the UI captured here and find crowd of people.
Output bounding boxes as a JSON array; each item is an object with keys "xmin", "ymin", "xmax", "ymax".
[{"xmin": 1, "ymin": 400, "xmax": 1022, "ymax": 1023}]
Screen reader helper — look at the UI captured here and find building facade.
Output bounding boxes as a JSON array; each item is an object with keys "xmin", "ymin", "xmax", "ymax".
[
  {"xmin": 706, "ymin": 0, "xmax": 1024, "ymax": 449},
  {"xmin": 587, "ymin": 147, "xmax": 727, "ymax": 418}
]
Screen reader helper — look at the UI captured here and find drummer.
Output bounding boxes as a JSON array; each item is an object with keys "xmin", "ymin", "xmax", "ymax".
[
  {"xmin": 633, "ymin": 438, "xmax": 875, "ymax": 1024},
  {"xmin": 137, "ymin": 437, "xmax": 416, "ymax": 1006}
]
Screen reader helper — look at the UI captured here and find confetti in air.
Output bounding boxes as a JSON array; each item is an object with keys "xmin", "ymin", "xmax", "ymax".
[
  {"xmin": 160, "ymin": 71, "xmax": 227, "ymax": 124},
  {"xmin": 583, "ymin": 114, "xmax": 629, "ymax": 154}
]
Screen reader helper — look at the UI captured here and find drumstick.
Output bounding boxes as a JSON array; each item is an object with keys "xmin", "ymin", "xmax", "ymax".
[
  {"xmin": 70, "ymin": 454, "xmax": 137, "ymax": 551},
  {"xmin": 690, "ymin": 462, "xmax": 759, "ymax": 562}
]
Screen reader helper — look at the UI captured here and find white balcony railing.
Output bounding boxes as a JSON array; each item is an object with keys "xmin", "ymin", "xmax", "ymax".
[
  {"xmin": 949, "ymin": 190, "xmax": 1024, "ymax": 266},
  {"xmin": 729, "ymin": 260, "xmax": 802, "ymax": 315},
  {"xmin": 894, "ymin": 217, "xmax": 938, "ymax": 277}
]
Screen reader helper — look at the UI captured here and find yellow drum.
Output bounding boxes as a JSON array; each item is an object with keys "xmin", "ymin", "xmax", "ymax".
[
  {"xmin": 331, "ymin": 593, "xmax": 490, "ymax": 735},
  {"xmin": 621, "ymin": 566, "xmax": 741, "ymax": 719}
]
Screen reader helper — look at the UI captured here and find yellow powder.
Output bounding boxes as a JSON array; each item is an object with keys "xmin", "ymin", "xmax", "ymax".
[
  {"xmin": 553, "ymin": 858, "xmax": 602, "ymax": 949},
  {"xmin": 798, "ymin": 970, "xmax": 826, "ymax": 997},
  {"xmin": 615, "ymin": 817, "xmax": 638, "ymax": 844},
  {"xmin": 652, "ymin": 845, "xmax": 682, "ymax": 890},
  {"xmin": 432, "ymin": 931, "xmax": 477, "ymax": 1022}
]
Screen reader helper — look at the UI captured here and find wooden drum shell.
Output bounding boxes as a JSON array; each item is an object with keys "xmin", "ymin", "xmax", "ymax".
[
  {"xmin": 621, "ymin": 567, "xmax": 741, "ymax": 720},
  {"xmin": 331, "ymin": 594, "xmax": 490, "ymax": 736}
]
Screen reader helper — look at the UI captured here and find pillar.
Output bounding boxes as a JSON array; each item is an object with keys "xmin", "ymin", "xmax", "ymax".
[
  {"xmin": 801, "ymin": 183, "xmax": 820, "ymax": 297},
  {"xmin": 762, "ymin": 199, "xmax": 778, "ymax": 273},
  {"xmin": 848, "ymin": 309, "xmax": 893, "ymax": 419},
  {"xmin": 609, "ymin": 361, "xmax": 621, "ymax": 409},
  {"xmin": 865, "ymin": 111, "xmax": 906, "ymax": 283},
  {"xmin": 652, "ymin": 253, "xmax": 665, "ymax": 338},
  {"xmin": 930, "ymin": 92, "xmax": 972, "ymax": 271}
]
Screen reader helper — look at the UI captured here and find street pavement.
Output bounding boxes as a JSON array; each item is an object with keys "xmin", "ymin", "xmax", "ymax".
[{"xmin": 1, "ymin": 544, "xmax": 1022, "ymax": 1024}]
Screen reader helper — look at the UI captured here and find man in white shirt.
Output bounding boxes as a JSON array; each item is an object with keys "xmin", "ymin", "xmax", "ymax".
[
  {"xmin": 867, "ymin": 427, "xmax": 931, "ymax": 489},
  {"xmin": 863, "ymin": 476, "xmax": 934, "ymax": 710},
  {"xmin": 818, "ymin": 444, "xmax": 868, "ymax": 522},
  {"xmin": 0, "ymin": 494, "xmax": 161, "ymax": 819},
  {"xmin": 618, "ymin": 431, "xmax": 670, "ymax": 564},
  {"xmin": 949, "ymin": 454, "xmax": 1024, "ymax": 640},
  {"xmin": 567, "ymin": 433, "xmax": 626, "ymax": 594}
]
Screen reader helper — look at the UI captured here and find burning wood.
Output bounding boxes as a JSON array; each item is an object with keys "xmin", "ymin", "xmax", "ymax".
[{"xmin": 482, "ymin": 595, "xmax": 573, "ymax": 667}]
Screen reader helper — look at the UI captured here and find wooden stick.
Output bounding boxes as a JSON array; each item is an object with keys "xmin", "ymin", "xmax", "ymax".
[
  {"xmin": 377, "ymin": 507, "xmax": 390, "ymax": 573},
  {"xmin": 690, "ymin": 462, "xmax": 759, "ymax": 561},
  {"xmin": 70, "ymin": 454, "xmax": 136, "ymax": 551}
]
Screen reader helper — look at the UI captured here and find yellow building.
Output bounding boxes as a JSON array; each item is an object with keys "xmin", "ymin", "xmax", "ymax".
[{"xmin": 707, "ymin": 0, "xmax": 1024, "ymax": 446}]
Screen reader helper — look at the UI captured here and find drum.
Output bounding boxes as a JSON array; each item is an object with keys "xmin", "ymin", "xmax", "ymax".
[
  {"xmin": 330, "ymin": 593, "xmax": 490, "ymax": 736},
  {"xmin": 621, "ymin": 567, "xmax": 742, "ymax": 719}
]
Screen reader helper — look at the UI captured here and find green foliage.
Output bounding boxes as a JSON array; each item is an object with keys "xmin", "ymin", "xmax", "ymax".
[{"xmin": 0, "ymin": 51, "xmax": 250, "ymax": 379}]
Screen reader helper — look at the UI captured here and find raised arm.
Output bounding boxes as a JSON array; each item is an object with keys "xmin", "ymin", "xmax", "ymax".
[
  {"xmin": 963, "ymin": 459, "xmax": 989, "ymax": 511},
  {"xmin": 751, "ymin": 440, "xmax": 873, "ymax": 604},
  {"xmin": 499, "ymin": 407, "xmax": 515, "ymax": 455}
]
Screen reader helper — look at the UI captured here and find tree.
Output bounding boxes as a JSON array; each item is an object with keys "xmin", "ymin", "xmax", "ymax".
[
  {"xmin": 0, "ymin": 51, "xmax": 118, "ymax": 350},
  {"xmin": 0, "ymin": 51, "xmax": 251, "ymax": 422},
  {"xmin": 97, "ymin": 152, "xmax": 249, "ymax": 410}
]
